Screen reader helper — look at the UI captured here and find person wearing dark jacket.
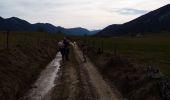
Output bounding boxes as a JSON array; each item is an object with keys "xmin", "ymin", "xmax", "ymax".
[
  {"xmin": 58, "ymin": 40, "xmax": 65, "ymax": 61},
  {"xmin": 63, "ymin": 38, "xmax": 70, "ymax": 61}
]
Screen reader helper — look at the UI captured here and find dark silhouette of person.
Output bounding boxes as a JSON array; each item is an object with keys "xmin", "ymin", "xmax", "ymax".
[
  {"xmin": 58, "ymin": 40, "xmax": 65, "ymax": 61},
  {"xmin": 63, "ymin": 37, "xmax": 70, "ymax": 61},
  {"xmin": 82, "ymin": 44, "xmax": 87, "ymax": 62}
]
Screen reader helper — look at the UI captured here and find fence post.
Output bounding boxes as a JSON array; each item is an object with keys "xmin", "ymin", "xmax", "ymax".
[
  {"xmin": 92, "ymin": 40, "xmax": 95, "ymax": 48},
  {"xmin": 101, "ymin": 40, "xmax": 104, "ymax": 53},
  {"xmin": 87, "ymin": 38, "xmax": 89, "ymax": 45},
  {"xmin": 37, "ymin": 38, "xmax": 40, "ymax": 47},
  {"xmin": 114, "ymin": 45, "xmax": 117, "ymax": 57},
  {"xmin": 6, "ymin": 30, "xmax": 10, "ymax": 50}
]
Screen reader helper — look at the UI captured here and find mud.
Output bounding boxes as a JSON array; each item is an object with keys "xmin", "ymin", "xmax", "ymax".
[{"xmin": 20, "ymin": 52, "xmax": 62, "ymax": 100}]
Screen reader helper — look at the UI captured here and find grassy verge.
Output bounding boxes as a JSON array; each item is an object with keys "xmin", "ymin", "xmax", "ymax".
[
  {"xmin": 0, "ymin": 32, "xmax": 63, "ymax": 100},
  {"xmin": 81, "ymin": 45, "xmax": 162, "ymax": 100}
]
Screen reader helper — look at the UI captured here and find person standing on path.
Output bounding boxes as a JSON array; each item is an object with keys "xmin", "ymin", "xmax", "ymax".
[
  {"xmin": 58, "ymin": 40, "xmax": 65, "ymax": 62},
  {"xmin": 63, "ymin": 37, "xmax": 70, "ymax": 61},
  {"xmin": 81, "ymin": 44, "xmax": 87, "ymax": 62}
]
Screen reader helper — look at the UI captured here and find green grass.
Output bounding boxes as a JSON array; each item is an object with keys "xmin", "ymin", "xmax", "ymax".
[{"xmin": 74, "ymin": 32, "xmax": 170, "ymax": 74}]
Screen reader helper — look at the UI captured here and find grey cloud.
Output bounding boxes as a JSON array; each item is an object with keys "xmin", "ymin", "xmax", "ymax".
[
  {"xmin": 113, "ymin": 8, "xmax": 149, "ymax": 15},
  {"xmin": 0, "ymin": 0, "xmax": 95, "ymax": 15},
  {"xmin": 0, "ymin": 0, "xmax": 168, "ymax": 29}
]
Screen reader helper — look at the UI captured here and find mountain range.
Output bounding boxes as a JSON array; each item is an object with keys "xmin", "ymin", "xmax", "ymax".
[
  {"xmin": 1, "ymin": 4, "xmax": 169, "ymax": 37},
  {"xmin": 0, "ymin": 17, "xmax": 98, "ymax": 36},
  {"xmin": 97, "ymin": 4, "xmax": 170, "ymax": 36}
]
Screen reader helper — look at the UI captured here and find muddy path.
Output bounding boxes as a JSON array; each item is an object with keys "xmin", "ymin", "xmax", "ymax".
[
  {"xmin": 20, "ymin": 52, "xmax": 62, "ymax": 100},
  {"xmin": 72, "ymin": 43, "xmax": 122, "ymax": 100},
  {"xmin": 20, "ymin": 43, "xmax": 121, "ymax": 100}
]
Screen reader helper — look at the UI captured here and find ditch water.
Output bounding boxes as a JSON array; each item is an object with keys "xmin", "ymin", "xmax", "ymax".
[{"xmin": 20, "ymin": 52, "xmax": 62, "ymax": 100}]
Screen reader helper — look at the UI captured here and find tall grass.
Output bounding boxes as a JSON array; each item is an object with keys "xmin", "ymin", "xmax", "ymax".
[
  {"xmin": 0, "ymin": 32, "xmax": 64, "ymax": 50},
  {"xmin": 0, "ymin": 31, "xmax": 64, "ymax": 100}
]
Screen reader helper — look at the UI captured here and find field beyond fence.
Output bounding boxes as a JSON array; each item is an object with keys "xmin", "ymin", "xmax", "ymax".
[{"xmin": 73, "ymin": 33, "xmax": 170, "ymax": 74}]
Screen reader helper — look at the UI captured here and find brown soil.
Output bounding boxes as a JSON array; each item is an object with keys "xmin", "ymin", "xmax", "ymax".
[
  {"xmin": 73, "ymin": 45, "xmax": 122, "ymax": 100},
  {"xmin": 51, "ymin": 48, "xmax": 87, "ymax": 100},
  {"xmin": 51, "ymin": 44, "xmax": 122, "ymax": 100}
]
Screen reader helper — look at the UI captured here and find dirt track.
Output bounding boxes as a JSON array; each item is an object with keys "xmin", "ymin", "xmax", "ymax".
[
  {"xmin": 50, "ymin": 43, "xmax": 122, "ymax": 100},
  {"xmin": 22, "ymin": 43, "xmax": 122, "ymax": 100},
  {"xmin": 72, "ymin": 43, "xmax": 121, "ymax": 100}
]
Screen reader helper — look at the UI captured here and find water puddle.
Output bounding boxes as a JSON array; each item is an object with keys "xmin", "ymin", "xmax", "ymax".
[{"xmin": 20, "ymin": 52, "xmax": 62, "ymax": 100}]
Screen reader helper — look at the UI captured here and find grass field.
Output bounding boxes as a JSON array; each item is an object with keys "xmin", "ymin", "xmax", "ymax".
[
  {"xmin": 74, "ymin": 32, "xmax": 170, "ymax": 74},
  {"xmin": 0, "ymin": 31, "xmax": 64, "ymax": 50}
]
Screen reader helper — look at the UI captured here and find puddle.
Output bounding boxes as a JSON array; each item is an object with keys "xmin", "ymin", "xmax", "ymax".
[{"xmin": 20, "ymin": 52, "xmax": 62, "ymax": 100}]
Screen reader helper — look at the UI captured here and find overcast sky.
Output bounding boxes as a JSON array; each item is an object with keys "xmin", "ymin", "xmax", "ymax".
[{"xmin": 0, "ymin": 0, "xmax": 170, "ymax": 29}]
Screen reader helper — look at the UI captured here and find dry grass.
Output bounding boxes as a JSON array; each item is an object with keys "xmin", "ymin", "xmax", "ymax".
[{"xmin": 0, "ymin": 31, "xmax": 64, "ymax": 100}]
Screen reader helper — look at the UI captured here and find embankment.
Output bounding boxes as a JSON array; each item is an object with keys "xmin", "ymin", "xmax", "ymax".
[
  {"xmin": 83, "ymin": 45, "xmax": 162, "ymax": 100},
  {"xmin": 0, "ymin": 40, "xmax": 57, "ymax": 100}
]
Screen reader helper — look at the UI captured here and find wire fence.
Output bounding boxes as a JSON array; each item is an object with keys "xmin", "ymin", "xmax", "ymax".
[
  {"xmin": 78, "ymin": 38, "xmax": 118, "ymax": 56},
  {"xmin": 0, "ymin": 31, "xmax": 62, "ymax": 52},
  {"xmin": 79, "ymin": 38, "xmax": 170, "ymax": 100}
]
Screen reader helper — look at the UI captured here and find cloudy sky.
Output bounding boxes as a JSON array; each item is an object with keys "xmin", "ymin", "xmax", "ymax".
[{"xmin": 0, "ymin": 0, "xmax": 170, "ymax": 29}]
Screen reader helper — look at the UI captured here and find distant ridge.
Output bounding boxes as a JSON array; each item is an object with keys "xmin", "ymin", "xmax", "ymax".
[
  {"xmin": 0, "ymin": 17, "xmax": 99, "ymax": 36},
  {"xmin": 64, "ymin": 27, "xmax": 91, "ymax": 36},
  {"xmin": 97, "ymin": 4, "xmax": 170, "ymax": 36},
  {"xmin": 0, "ymin": 17, "xmax": 34, "ymax": 32}
]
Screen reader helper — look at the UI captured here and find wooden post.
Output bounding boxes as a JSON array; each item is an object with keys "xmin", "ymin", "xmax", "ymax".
[
  {"xmin": 101, "ymin": 40, "xmax": 104, "ymax": 53},
  {"xmin": 87, "ymin": 38, "xmax": 89, "ymax": 45},
  {"xmin": 92, "ymin": 40, "xmax": 94, "ymax": 47},
  {"xmin": 6, "ymin": 30, "xmax": 9, "ymax": 50},
  {"xmin": 37, "ymin": 38, "xmax": 40, "ymax": 47},
  {"xmin": 93, "ymin": 40, "xmax": 95, "ymax": 48},
  {"xmin": 114, "ymin": 45, "xmax": 117, "ymax": 57}
]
